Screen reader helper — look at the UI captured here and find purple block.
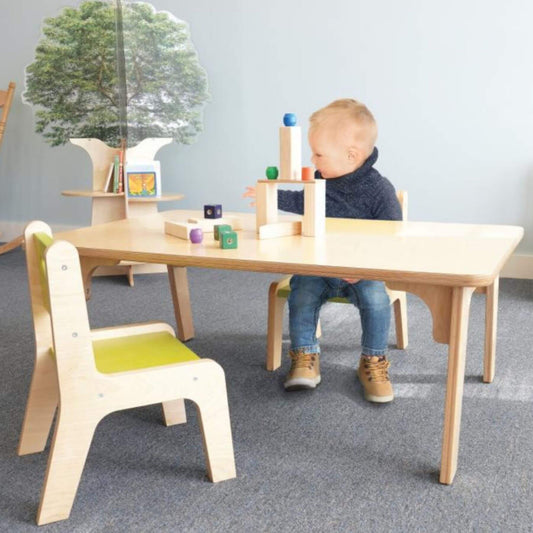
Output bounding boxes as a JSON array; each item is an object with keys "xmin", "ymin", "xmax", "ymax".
[{"xmin": 189, "ymin": 228, "xmax": 203, "ymax": 243}]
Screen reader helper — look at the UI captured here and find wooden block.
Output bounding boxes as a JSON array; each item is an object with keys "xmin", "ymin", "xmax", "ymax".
[
  {"xmin": 165, "ymin": 220, "xmax": 199, "ymax": 240},
  {"xmin": 187, "ymin": 216, "xmax": 243, "ymax": 232},
  {"xmin": 220, "ymin": 231, "xmax": 238, "ymax": 249},
  {"xmin": 204, "ymin": 204, "xmax": 222, "ymax": 219},
  {"xmin": 279, "ymin": 126, "xmax": 301, "ymax": 180},
  {"xmin": 258, "ymin": 221, "xmax": 302, "ymax": 240},
  {"xmin": 302, "ymin": 180, "xmax": 325, "ymax": 237},
  {"xmin": 301, "ymin": 167, "xmax": 314, "ymax": 181},
  {"xmin": 214, "ymin": 224, "xmax": 232, "ymax": 241},
  {"xmin": 256, "ymin": 181, "xmax": 278, "ymax": 229},
  {"xmin": 266, "ymin": 166, "xmax": 279, "ymax": 180}
]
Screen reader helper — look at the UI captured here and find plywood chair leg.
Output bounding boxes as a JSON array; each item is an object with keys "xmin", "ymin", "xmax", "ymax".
[
  {"xmin": 266, "ymin": 282, "xmax": 287, "ymax": 371},
  {"xmin": 37, "ymin": 413, "xmax": 99, "ymax": 525},
  {"xmin": 193, "ymin": 365, "xmax": 236, "ymax": 483},
  {"xmin": 161, "ymin": 399, "xmax": 187, "ymax": 426},
  {"xmin": 0, "ymin": 235, "xmax": 24, "ymax": 255},
  {"xmin": 127, "ymin": 266, "xmax": 134, "ymax": 287},
  {"xmin": 483, "ymin": 277, "xmax": 499, "ymax": 383},
  {"xmin": 393, "ymin": 292, "xmax": 408, "ymax": 349},
  {"xmin": 18, "ymin": 355, "xmax": 58, "ymax": 455}
]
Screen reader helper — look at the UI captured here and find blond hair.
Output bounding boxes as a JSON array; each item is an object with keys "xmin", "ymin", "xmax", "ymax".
[{"xmin": 309, "ymin": 98, "xmax": 378, "ymax": 156}]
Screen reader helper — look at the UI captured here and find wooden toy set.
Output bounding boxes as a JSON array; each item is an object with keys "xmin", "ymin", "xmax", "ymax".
[
  {"xmin": 165, "ymin": 204, "xmax": 241, "ymax": 249},
  {"xmin": 256, "ymin": 113, "xmax": 325, "ymax": 239}
]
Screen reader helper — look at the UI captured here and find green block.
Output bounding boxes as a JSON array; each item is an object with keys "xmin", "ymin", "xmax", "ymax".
[
  {"xmin": 266, "ymin": 166, "xmax": 279, "ymax": 180},
  {"xmin": 220, "ymin": 231, "xmax": 238, "ymax": 249},
  {"xmin": 214, "ymin": 224, "xmax": 232, "ymax": 241}
]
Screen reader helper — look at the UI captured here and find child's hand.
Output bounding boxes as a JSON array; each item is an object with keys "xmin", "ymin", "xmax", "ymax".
[
  {"xmin": 242, "ymin": 186, "xmax": 257, "ymax": 207},
  {"xmin": 343, "ymin": 278, "xmax": 360, "ymax": 284}
]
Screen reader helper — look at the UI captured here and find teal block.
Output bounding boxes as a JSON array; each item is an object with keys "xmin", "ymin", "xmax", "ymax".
[
  {"xmin": 220, "ymin": 231, "xmax": 238, "ymax": 249},
  {"xmin": 214, "ymin": 224, "xmax": 232, "ymax": 241}
]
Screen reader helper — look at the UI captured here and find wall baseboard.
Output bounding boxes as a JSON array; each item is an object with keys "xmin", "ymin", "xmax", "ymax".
[
  {"xmin": 0, "ymin": 221, "xmax": 79, "ymax": 241},
  {"xmin": 1, "ymin": 220, "xmax": 532, "ymax": 280},
  {"xmin": 500, "ymin": 254, "xmax": 533, "ymax": 280}
]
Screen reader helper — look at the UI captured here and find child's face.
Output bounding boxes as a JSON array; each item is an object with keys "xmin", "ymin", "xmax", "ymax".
[{"xmin": 308, "ymin": 124, "xmax": 359, "ymax": 179}]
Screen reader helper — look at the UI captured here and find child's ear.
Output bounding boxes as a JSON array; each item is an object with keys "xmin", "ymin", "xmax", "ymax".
[{"xmin": 347, "ymin": 146, "xmax": 362, "ymax": 165}]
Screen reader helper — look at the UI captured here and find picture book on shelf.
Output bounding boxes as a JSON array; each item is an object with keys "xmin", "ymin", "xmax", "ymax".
[{"xmin": 125, "ymin": 161, "xmax": 162, "ymax": 198}]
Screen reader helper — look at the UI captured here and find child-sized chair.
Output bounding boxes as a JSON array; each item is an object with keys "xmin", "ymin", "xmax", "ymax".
[
  {"xmin": 18, "ymin": 221, "xmax": 236, "ymax": 525},
  {"xmin": 266, "ymin": 191, "xmax": 408, "ymax": 371},
  {"xmin": 0, "ymin": 81, "xmax": 15, "ymax": 150}
]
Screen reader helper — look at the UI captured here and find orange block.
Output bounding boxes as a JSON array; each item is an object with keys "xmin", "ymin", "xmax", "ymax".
[{"xmin": 301, "ymin": 167, "xmax": 314, "ymax": 181}]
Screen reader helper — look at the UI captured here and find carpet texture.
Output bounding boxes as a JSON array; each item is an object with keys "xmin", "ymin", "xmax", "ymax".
[{"xmin": 1, "ymin": 247, "xmax": 532, "ymax": 532}]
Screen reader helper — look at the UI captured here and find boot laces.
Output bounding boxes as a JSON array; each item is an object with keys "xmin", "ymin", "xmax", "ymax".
[
  {"xmin": 364, "ymin": 358, "xmax": 390, "ymax": 382},
  {"xmin": 290, "ymin": 351, "xmax": 317, "ymax": 370}
]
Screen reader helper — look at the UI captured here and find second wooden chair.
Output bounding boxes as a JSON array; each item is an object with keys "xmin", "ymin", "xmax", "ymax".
[{"xmin": 18, "ymin": 221, "xmax": 236, "ymax": 525}]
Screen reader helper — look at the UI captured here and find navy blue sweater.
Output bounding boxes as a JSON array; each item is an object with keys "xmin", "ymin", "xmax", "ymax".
[{"xmin": 278, "ymin": 147, "xmax": 401, "ymax": 221}]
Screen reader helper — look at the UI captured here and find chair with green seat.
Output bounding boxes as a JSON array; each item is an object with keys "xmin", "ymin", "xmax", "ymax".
[
  {"xmin": 266, "ymin": 191, "xmax": 409, "ymax": 371},
  {"xmin": 18, "ymin": 220, "xmax": 236, "ymax": 526}
]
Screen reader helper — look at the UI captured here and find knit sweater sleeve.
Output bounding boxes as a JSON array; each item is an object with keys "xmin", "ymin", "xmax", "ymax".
[
  {"xmin": 371, "ymin": 178, "xmax": 402, "ymax": 221},
  {"xmin": 277, "ymin": 189, "xmax": 304, "ymax": 215}
]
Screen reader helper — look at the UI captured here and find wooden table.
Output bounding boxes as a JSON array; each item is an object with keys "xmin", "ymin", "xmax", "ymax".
[{"xmin": 57, "ymin": 210, "xmax": 523, "ymax": 485}]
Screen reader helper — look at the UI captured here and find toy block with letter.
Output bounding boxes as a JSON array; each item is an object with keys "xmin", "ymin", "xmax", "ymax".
[{"xmin": 204, "ymin": 204, "xmax": 222, "ymax": 219}]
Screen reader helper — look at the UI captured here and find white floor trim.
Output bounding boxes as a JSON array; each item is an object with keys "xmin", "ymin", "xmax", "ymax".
[
  {"xmin": 0, "ymin": 221, "xmax": 79, "ymax": 241},
  {"xmin": 501, "ymin": 254, "xmax": 533, "ymax": 280}
]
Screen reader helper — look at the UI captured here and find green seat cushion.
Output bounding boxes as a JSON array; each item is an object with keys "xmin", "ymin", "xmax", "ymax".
[
  {"xmin": 277, "ymin": 286, "xmax": 349, "ymax": 304},
  {"xmin": 92, "ymin": 331, "xmax": 200, "ymax": 374}
]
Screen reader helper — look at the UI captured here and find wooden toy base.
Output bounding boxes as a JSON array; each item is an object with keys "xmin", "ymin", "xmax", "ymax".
[{"xmin": 256, "ymin": 179, "xmax": 325, "ymax": 239}]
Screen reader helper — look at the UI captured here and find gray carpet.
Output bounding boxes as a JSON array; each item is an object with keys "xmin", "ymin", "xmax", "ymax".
[{"xmin": 1, "ymin": 247, "xmax": 532, "ymax": 532}]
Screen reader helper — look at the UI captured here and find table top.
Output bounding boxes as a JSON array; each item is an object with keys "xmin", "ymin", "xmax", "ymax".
[{"xmin": 57, "ymin": 210, "xmax": 523, "ymax": 287}]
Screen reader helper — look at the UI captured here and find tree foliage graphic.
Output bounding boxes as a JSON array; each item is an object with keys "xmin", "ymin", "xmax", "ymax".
[{"xmin": 24, "ymin": 1, "xmax": 209, "ymax": 147}]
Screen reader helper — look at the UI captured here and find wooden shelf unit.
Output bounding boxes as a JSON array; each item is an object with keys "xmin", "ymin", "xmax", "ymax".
[{"xmin": 65, "ymin": 138, "xmax": 184, "ymax": 284}]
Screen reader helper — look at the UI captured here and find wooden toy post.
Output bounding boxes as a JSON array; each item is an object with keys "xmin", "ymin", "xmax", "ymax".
[
  {"xmin": 256, "ymin": 113, "xmax": 325, "ymax": 239},
  {"xmin": 279, "ymin": 113, "xmax": 301, "ymax": 180},
  {"xmin": 63, "ymin": 137, "xmax": 184, "ymax": 284}
]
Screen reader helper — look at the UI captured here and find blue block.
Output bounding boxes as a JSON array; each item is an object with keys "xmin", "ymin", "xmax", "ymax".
[{"xmin": 204, "ymin": 204, "xmax": 222, "ymax": 219}]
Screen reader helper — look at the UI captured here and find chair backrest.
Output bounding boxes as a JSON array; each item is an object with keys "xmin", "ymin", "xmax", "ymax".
[
  {"xmin": 24, "ymin": 221, "xmax": 97, "ymax": 381},
  {"xmin": 397, "ymin": 190, "xmax": 408, "ymax": 221},
  {"xmin": 0, "ymin": 81, "xmax": 15, "ymax": 150}
]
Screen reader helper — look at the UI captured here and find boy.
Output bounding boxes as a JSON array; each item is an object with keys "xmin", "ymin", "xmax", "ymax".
[{"xmin": 243, "ymin": 99, "xmax": 401, "ymax": 402}]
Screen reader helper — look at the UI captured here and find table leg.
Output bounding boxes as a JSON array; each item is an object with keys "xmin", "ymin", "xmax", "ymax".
[
  {"xmin": 386, "ymin": 281, "xmax": 479, "ymax": 484},
  {"xmin": 167, "ymin": 266, "xmax": 195, "ymax": 341},
  {"xmin": 483, "ymin": 277, "xmax": 499, "ymax": 383},
  {"xmin": 440, "ymin": 286, "xmax": 475, "ymax": 484},
  {"xmin": 79, "ymin": 257, "xmax": 120, "ymax": 300}
]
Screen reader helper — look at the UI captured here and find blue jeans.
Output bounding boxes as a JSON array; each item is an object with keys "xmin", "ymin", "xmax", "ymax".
[{"xmin": 288, "ymin": 275, "xmax": 391, "ymax": 356}]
